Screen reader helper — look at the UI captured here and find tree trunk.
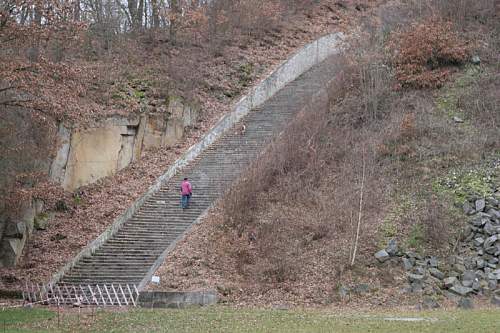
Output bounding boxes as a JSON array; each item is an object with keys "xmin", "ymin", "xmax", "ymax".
[
  {"xmin": 28, "ymin": 4, "xmax": 43, "ymax": 62},
  {"xmin": 151, "ymin": 0, "xmax": 160, "ymax": 28},
  {"xmin": 128, "ymin": 0, "xmax": 138, "ymax": 30},
  {"xmin": 169, "ymin": 0, "xmax": 180, "ymax": 44},
  {"xmin": 143, "ymin": 0, "xmax": 148, "ymax": 28},
  {"xmin": 34, "ymin": 4, "xmax": 42, "ymax": 25},
  {"xmin": 137, "ymin": 0, "xmax": 144, "ymax": 29},
  {"xmin": 74, "ymin": 0, "xmax": 81, "ymax": 21}
]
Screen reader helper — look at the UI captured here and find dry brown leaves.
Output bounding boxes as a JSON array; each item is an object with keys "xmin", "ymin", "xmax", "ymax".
[
  {"xmin": 151, "ymin": 205, "xmax": 417, "ymax": 308},
  {"xmin": 386, "ymin": 17, "xmax": 470, "ymax": 89},
  {"xmin": 0, "ymin": 0, "xmax": 384, "ymax": 294}
]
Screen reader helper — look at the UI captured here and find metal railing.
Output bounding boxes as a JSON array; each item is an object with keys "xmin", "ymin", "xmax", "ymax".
[{"xmin": 23, "ymin": 282, "xmax": 139, "ymax": 307}]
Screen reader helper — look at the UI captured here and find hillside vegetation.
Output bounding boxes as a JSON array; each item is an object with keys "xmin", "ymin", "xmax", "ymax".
[
  {"xmin": 0, "ymin": 0, "xmax": 381, "ymax": 289},
  {"xmin": 153, "ymin": 0, "xmax": 499, "ymax": 307}
]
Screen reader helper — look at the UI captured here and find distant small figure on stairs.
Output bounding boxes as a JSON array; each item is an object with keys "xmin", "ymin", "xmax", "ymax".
[
  {"xmin": 235, "ymin": 124, "xmax": 246, "ymax": 136},
  {"xmin": 180, "ymin": 177, "xmax": 192, "ymax": 209}
]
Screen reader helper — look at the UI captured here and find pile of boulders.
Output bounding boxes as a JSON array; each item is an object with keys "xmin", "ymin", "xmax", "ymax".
[
  {"xmin": 375, "ymin": 241, "xmax": 448, "ymax": 295},
  {"xmin": 455, "ymin": 195, "xmax": 500, "ymax": 301},
  {"xmin": 375, "ymin": 190, "xmax": 500, "ymax": 307}
]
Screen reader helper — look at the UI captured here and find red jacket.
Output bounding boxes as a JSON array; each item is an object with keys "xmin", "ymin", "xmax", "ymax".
[{"xmin": 181, "ymin": 181, "xmax": 192, "ymax": 196}]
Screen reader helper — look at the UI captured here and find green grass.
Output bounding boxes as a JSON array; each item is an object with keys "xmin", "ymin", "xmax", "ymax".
[
  {"xmin": 377, "ymin": 193, "xmax": 416, "ymax": 249},
  {"xmin": 436, "ymin": 65, "xmax": 482, "ymax": 121},
  {"xmin": 406, "ymin": 223, "xmax": 425, "ymax": 251},
  {"xmin": 3, "ymin": 306, "xmax": 500, "ymax": 332},
  {"xmin": 433, "ymin": 163, "xmax": 499, "ymax": 206},
  {"xmin": 0, "ymin": 308, "xmax": 54, "ymax": 333}
]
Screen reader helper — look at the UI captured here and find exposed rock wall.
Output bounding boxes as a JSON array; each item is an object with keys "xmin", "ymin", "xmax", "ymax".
[
  {"xmin": 50, "ymin": 97, "xmax": 198, "ymax": 191},
  {"xmin": 0, "ymin": 97, "xmax": 197, "ymax": 267},
  {"xmin": 0, "ymin": 106, "xmax": 56, "ymax": 268},
  {"xmin": 0, "ymin": 199, "xmax": 43, "ymax": 267},
  {"xmin": 58, "ymin": 117, "xmax": 141, "ymax": 191}
]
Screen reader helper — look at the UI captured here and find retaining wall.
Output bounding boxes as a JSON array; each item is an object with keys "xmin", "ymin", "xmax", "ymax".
[{"xmin": 138, "ymin": 290, "xmax": 218, "ymax": 308}]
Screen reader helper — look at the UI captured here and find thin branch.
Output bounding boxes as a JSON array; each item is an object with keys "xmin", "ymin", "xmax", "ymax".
[
  {"xmin": 0, "ymin": 86, "xmax": 17, "ymax": 93},
  {"xmin": 14, "ymin": 65, "xmax": 34, "ymax": 72},
  {"xmin": 348, "ymin": 209, "xmax": 354, "ymax": 264},
  {"xmin": 350, "ymin": 150, "xmax": 366, "ymax": 267},
  {"xmin": 1, "ymin": 99, "xmax": 29, "ymax": 106}
]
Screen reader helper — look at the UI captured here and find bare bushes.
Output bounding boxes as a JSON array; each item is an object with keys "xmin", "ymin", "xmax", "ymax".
[
  {"xmin": 218, "ymin": 25, "xmax": 494, "ymax": 286},
  {"xmin": 387, "ymin": 18, "xmax": 470, "ymax": 89},
  {"xmin": 460, "ymin": 71, "xmax": 500, "ymax": 150},
  {"xmin": 417, "ymin": 196, "xmax": 458, "ymax": 251},
  {"xmin": 222, "ymin": 86, "xmax": 334, "ymax": 236},
  {"xmin": 201, "ymin": 0, "xmax": 318, "ymax": 48},
  {"xmin": 382, "ymin": 0, "xmax": 499, "ymax": 89},
  {"xmin": 431, "ymin": 0, "xmax": 497, "ymax": 24},
  {"xmin": 221, "ymin": 68, "xmax": 342, "ymax": 282},
  {"xmin": 218, "ymin": 13, "xmax": 495, "ymax": 287},
  {"xmin": 380, "ymin": 0, "xmax": 498, "ymax": 28},
  {"xmin": 220, "ymin": 51, "xmax": 399, "ymax": 284}
]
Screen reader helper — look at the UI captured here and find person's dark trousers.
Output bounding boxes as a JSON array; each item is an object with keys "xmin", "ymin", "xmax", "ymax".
[{"xmin": 181, "ymin": 194, "xmax": 190, "ymax": 208}]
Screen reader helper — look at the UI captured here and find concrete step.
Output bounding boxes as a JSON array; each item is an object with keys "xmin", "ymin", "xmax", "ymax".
[
  {"xmin": 64, "ymin": 273, "xmax": 146, "ymax": 278},
  {"xmin": 72, "ymin": 264, "xmax": 152, "ymax": 270},
  {"xmin": 99, "ymin": 242, "xmax": 173, "ymax": 249},
  {"xmin": 80, "ymin": 259, "xmax": 156, "ymax": 265}
]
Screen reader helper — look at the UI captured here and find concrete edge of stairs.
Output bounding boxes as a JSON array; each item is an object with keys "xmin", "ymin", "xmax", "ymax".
[{"xmin": 48, "ymin": 31, "xmax": 345, "ymax": 288}]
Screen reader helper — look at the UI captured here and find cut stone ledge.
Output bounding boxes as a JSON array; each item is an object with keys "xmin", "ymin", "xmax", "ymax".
[{"xmin": 138, "ymin": 290, "xmax": 218, "ymax": 308}]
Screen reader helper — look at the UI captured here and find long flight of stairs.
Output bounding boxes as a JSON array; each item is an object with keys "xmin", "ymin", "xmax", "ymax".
[{"xmin": 55, "ymin": 54, "xmax": 340, "ymax": 304}]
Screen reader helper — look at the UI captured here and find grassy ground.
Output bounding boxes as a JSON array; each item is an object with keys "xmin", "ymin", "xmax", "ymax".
[{"xmin": 1, "ymin": 306, "xmax": 500, "ymax": 333}]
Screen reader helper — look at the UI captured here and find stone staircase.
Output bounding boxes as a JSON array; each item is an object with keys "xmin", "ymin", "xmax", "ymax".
[{"xmin": 55, "ymin": 55, "xmax": 340, "ymax": 304}]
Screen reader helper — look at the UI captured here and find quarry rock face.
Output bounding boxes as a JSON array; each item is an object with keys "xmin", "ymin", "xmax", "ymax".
[
  {"xmin": 0, "ymin": 98, "xmax": 198, "ymax": 268},
  {"xmin": 50, "ymin": 97, "xmax": 199, "ymax": 191},
  {"xmin": 0, "ymin": 198, "xmax": 43, "ymax": 267}
]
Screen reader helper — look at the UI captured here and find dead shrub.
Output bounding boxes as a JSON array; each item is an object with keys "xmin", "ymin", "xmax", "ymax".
[
  {"xmin": 387, "ymin": 18, "xmax": 470, "ymax": 89},
  {"xmin": 262, "ymin": 258, "xmax": 295, "ymax": 283},
  {"xmin": 221, "ymin": 90, "xmax": 333, "ymax": 235},
  {"xmin": 416, "ymin": 196, "xmax": 459, "ymax": 251},
  {"xmin": 399, "ymin": 112, "xmax": 416, "ymax": 140},
  {"xmin": 459, "ymin": 71, "xmax": 500, "ymax": 150},
  {"xmin": 220, "ymin": 54, "xmax": 393, "ymax": 283},
  {"xmin": 431, "ymin": 0, "xmax": 497, "ymax": 24}
]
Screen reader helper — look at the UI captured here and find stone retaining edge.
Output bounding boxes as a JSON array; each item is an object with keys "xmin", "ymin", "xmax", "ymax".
[
  {"xmin": 138, "ymin": 290, "xmax": 218, "ymax": 308},
  {"xmin": 48, "ymin": 31, "xmax": 345, "ymax": 287}
]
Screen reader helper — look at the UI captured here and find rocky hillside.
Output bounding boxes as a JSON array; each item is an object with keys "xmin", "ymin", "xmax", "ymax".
[
  {"xmin": 375, "ymin": 170, "xmax": 500, "ymax": 308},
  {"xmin": 150, "ymin": 0, "xmax": 499, "ymax": 309}
]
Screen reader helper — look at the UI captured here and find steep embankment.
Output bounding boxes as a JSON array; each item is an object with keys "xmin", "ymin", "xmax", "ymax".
[
  {"xmin": 0, "ymin": 1, "xmax": 383, "ymax": 290},
  {"xmin": 151, "ymin": 0, "xmax": 499, "ymax": 308}
]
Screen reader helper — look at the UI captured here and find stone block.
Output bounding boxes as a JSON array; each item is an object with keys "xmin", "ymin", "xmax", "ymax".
[
  {"xmin": 449, "ymin": 285, "xmax": 473, "ymax": 297},
  {"xmin": 375, "ymin": 249, "xmax": 390, "ymax": 262},
  {"xmin": 457, "ymin": 297, "xmax": 474, "ymax": 309},
  {"xmin": 138, "ymin": 290, "xmax": 218, "ymax": 308}
]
